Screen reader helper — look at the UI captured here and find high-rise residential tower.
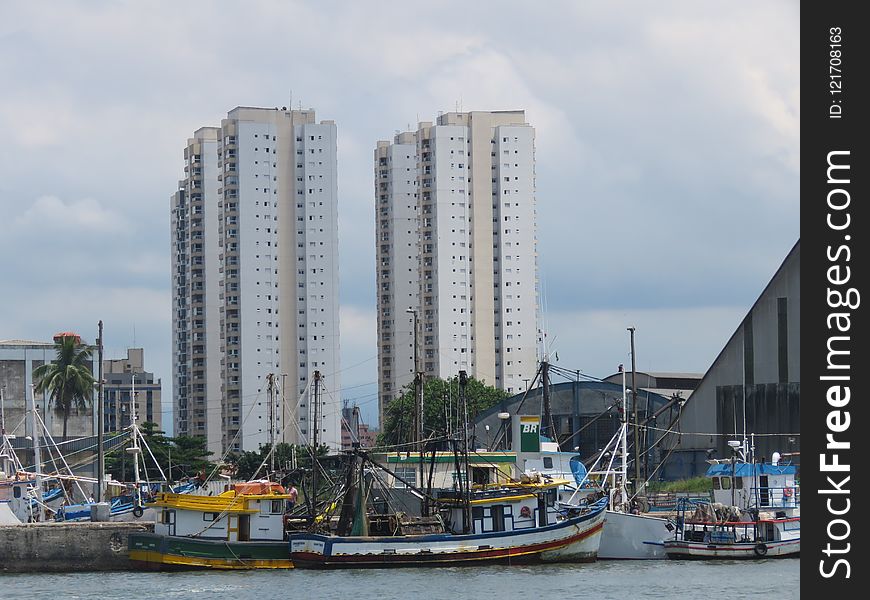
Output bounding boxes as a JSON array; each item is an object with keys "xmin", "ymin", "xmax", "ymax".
[
  {"xmin": 375, "ymin": 111, "xmax": 539, "ymax": 424},
  {"xmin": 172, "ymin": 127, "xmax": 222, "ymax": 455},
  {"xmin": 172, "ymin": 106, "xmax": 342, "ymax": 455}
]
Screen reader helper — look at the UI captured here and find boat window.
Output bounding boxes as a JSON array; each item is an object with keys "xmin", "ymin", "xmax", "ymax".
[
  {"xmin": 712, "ymin": 477, "xmax": 720, "ymax": 490},
  {"xmin": 271, "ymin": 500, "xmax": 283, "ymax": 514},
  {"xmin": 543, "ymin": 457, "xmax": 553, "ymax": 469},
  {"xmin": 471, "ymin": 467, "xmax": 490, "ymax": 485},
  {"xmin": 734, "ymin": 477, "xmax": 743, "ymax": 489},
  {"xmin": 13, "ymin": 486, "xmax": 21, "ymax": 498},
  {"xmin": 720, "ymin": 476, "xmax": 732, "ymax": 490},
  {"xmin": 203, "ymin": 512, "xmax": 218, "ymax": 521}
]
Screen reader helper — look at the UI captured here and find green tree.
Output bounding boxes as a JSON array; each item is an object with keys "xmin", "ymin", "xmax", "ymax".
[
  {"xmin": 229, "ymin": 442, "xmax": 329, "ymax": 481},
  {"xmin": 32, "ymin": 334, "xmax": 96, "ymax": 439},
  {"xmin": 379, "ymin": 376, "xmax": 509, "ymax": 446},
  {"xmin": 105, "ymin": 422, "xmax": 214, "ymax": 482}
]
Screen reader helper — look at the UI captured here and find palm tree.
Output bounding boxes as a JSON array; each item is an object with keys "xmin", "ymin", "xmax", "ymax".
[{"xmin": 33, "ymin": 334, "xmax": 96, "ymax": 439}]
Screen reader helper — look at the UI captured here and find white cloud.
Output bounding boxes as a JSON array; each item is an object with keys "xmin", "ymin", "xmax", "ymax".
[{"xmin": 10, "ymin": 195, "xmax": 132, "ymax": 234}]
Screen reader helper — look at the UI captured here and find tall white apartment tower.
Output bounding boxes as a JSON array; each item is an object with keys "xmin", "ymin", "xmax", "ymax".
[
  {"xmin": 171, "ymin": 127, "xmax": 223, "ymax": 456},
  {"xmin": 172, "ymin": 106, "xmax": 342, "ymax": 455},
  {"xmin": 375, "ymin": 111, "xmax": 539, "ymax": 423}
]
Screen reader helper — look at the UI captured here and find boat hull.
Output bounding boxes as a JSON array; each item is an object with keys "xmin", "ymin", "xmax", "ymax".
[
  {"xmin": 0, "ymin": 500, "xmax": 22, "ymax": 525},
  {"xmin": 663, "ymin": 537, "xmax": 800, "ymax": 559},
  {"xmin": 128, "ymin": 532, "xmax": 292, "ymax": 570},
  {"xmin": 289, "ymin": 505, "xmax": 605, "ymax": 568},
  {"xmin": 598, "ymin": 510, "xmax": 672, "ymax": 559}
]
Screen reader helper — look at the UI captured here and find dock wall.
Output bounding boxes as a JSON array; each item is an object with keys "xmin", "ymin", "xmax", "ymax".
[{"xmin": 0, "ymin": 521, "xmax": 153, "ymax": 572}]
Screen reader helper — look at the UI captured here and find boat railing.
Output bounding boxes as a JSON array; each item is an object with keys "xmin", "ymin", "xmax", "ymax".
[
  {"xmin": 749, "ymin": 484, "xmax": 799, "ymax": 511},
  {"xmin": 647, "ymin": 491, "xmax": 712, "ymax": 512}
]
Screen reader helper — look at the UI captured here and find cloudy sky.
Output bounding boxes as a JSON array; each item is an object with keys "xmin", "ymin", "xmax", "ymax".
[{"xmin": 0, "ymin": 1, "xmax": 798, "ymax": 431}]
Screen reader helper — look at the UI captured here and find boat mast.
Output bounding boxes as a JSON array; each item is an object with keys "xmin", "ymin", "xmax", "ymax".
[
  {"xmin": 541, "ymin": 360, "xmax": 556, "ymax": 448},
  {"xmin": 1, "ymin": 387, "xmax": 14, "ymax": 477},
  {"xmin": 741, "ymin": 340, "xmax": 749, "ymax": 460},
  {"xmin": 96, "ymin": 320, "xmax": 104, "ymax": 503},
  {"xmin": 130, "ymin": 373, "xmax": 142, "ymax": 506},
  {"xmin": 619, "ymin": 363, "xmax": 629, "ymax": 508},
  {"xmin": 407, "ymin": 308, "xmax": 425, "ymax": 517},
  {"xmin": 29, "ymin": 384, "xmax": 43, "ymax": 504},
  {"xmin": 0, "ymin": 388, "xmax": 6, "ymax": 474},
  {"xmin": 627, "ymin": 326, "xmax": 641, "ymax": 493},
  {"xmin": 458, "ymin": 370, "xmax": 471, "ymax": 533},
  {"xmin": 309, "ymin": 370, "xmax": 321, "ymax": 520},
  {"xmin": 267, "ymin": 373, "xmax": 276, "ymax": 475}
]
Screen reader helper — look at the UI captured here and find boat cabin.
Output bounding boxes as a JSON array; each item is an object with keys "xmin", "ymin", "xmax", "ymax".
[
  {"xmin": 441, "ymin": 476, "xmax": 569, "ymax": 535},
  {"xmin": 0, "ymin": 476, "xmax": 39, "ymax": 522},
  {"xmin": 706, "ymin": 461, "xmax": 798, "ymax": 514},
  {"xmin": 152, "ymin": 481, "xmax": 292, "ymax": 542}
]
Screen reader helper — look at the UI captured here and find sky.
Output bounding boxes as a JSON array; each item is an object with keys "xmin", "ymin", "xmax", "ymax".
[{"xmin": 0, "ymin": 1, "xmax": 799, "ymax": 432}]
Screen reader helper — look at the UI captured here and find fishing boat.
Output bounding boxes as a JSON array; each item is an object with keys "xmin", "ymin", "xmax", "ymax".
[
  {"xmin": 529, "ymin": 360, "xmax": 673, "ymax": 559},
  {"xmin": 572, "ymin": 361, "xmax": 676, "ymax": 560},
  {"xmin": 291, "ymin": 368, "xmax": 608, "ymax": 568},
  {"xmin": 289, "ymin": 448, "xmax": 607, "ymax": 568},
  {"xmin": 663, "ymin": 446, "xmax": 799, "ymax": 559},
  {"xmin": 566, "ymin": 421, "xmax": 674, "ymax": 559},
  {"xmin": 128, "ymin": 480, "xmax": 295, "ymax": 570}
]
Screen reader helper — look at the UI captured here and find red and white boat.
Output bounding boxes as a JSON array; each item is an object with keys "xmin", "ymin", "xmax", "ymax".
[
  {"xmin": 664, "ymin": 449, "xmax": 799, "ymax": 560},
  {"xmin": 289, "ymin": 471, "xmax": 606, "ymax": 568}
]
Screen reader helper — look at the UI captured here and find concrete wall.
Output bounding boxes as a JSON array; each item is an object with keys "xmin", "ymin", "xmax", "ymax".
[
  {"xmin": 1, "ymin": 341, "xmax": 96, "ymax": 441},
  {"xmin": 0, "ymin": 522, "xmax": 152, "ymax": 572}
]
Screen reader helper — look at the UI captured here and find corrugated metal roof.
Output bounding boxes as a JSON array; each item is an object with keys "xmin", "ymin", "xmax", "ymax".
[
  {"xmin": 706, "ymin": 463, "xmax": 797, "ymax": 477},
  {"xmin": 0, "ymin": 339, "xmax": 54, "ymax": 347}
]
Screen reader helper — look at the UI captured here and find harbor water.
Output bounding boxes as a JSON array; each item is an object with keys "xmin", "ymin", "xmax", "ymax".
[{"xmin": 1, "ymin": 559, "xmax": 800, "ymax": 599}]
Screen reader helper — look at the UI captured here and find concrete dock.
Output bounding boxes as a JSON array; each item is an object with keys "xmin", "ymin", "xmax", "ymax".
[{"xmin": 0, "ymin": 521, "xmax": 153, "ymax": 572}]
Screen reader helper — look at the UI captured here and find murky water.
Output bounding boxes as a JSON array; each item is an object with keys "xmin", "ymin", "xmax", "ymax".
[{"xmin": 1, "ymin": 559, "xmax": 799, "ymax": 599}]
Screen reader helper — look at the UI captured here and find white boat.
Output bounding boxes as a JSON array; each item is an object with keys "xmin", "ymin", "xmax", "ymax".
[
  {"xmin": 599, "ymin": 508, "xmax": 673, "ymax": 559},
  {"xmin": 562, "ymin": 359, "xmax": 675, "ymax": 560},
  {"xmin": 563, "ymin": 422, "xmax": 674, "ymax": 559},
  {"xmin": 663, "ymin": 449, "xmax": 800, "ymax": 560}
]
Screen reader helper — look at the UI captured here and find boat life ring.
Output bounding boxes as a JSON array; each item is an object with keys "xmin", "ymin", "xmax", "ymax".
[
  {"xmin": 132, "ymin": 505, "xmax": 144, "ymax": 518},
  {"xmin": 754, "ymin": 543, "xmax": 768, "ymax": 557},
  {"xmin": 783, "ymin": 487, "xmax": 793, "ymax": 498},
  {"xmin": 520, "ymin": 506, "xmax": 532, "ymax": 519}
]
